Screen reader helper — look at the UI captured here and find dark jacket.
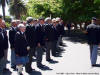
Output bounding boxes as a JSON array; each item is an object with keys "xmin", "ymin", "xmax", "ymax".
[
  {"xmin": 45, "ymin": 24, "xmax": 59, "ymax": 42},
  {"xmin": 9, "ymin": 27, "xmax": 17, "ymax": 49},
  {"xmin": 2, "ymin": 29, "xmax": 8, "ymax": 50},
  {"xmin": 35, "ymin": 24, "xmax": 45, "ymax": 46},
  {"xmin": 86, "ymin": 24, "xmax": 99, "ymax": 45},
  {"xmin": 0, "ymin": 29, "xmax": 4, "ymax": 59},
  {"xmin": 56, "ymin": 23, "xmax": 65, "ymax": 36},
  {"xmin": 25, "ymin": 25, "xmax": 37, "ymax": 48},
  {"xmin": 15, "ymin": 31, "xmax": 29, "ymax": 56}
]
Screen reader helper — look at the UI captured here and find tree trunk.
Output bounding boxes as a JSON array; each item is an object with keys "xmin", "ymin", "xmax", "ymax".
[
  {"xmin": 2, "ymin": 6, "xmax": 5, "ymax": 20},
  {"xmin": 15, "ymin": 13, "xmax": 20, "ymax": 19}
]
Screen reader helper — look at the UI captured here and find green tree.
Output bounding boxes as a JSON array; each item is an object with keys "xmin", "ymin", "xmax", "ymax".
[
  {"xmin": 9, "ymin": 0, "xmax": 27, "ymax": 19},
  {"xmin": 21, "ymin": 0, "xmax": 62, "ymax": 20}
]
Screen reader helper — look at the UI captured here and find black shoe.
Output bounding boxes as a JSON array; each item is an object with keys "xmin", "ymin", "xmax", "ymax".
[
  {"xmin": 92, "ymin": 64, "xmax": 97, "ymax": 67},
  {"xmin": 46, "ymin": 59, "xmax": 53, "ymax": 62},
  {"xmin": 26, "ymin": 68, "xmax": 35, "ymax": 73},
  {"xmin": 52, "ymin": 54, "xmax": 58, "ymax": 57},
  {"xmin": 18, "ymin": 72, "xmax": 23, "ymax": 75},
  {"xmin": 20, "ymin": 73, "xmax": 23, "ymax": 75},
  {"xmin": 37, "ymin": 64, "xmax": 45, "ymax": 68},
  {"xmin": 11, "ymin": 66, "xmax": 16, "ymax": 70},
  {"xmin": 3, "ymin": 68, "xmax": 9, "ymax": 72}
]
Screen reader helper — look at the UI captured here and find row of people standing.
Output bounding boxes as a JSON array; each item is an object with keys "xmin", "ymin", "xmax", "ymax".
[{"xmin": 9, "ymin": 17, "xmax": 65, "ymax": 75}]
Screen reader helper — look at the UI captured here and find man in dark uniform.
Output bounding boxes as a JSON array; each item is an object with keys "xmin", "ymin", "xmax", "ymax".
[
  {"xmin": 86, "ymin": 17, "xmax": 100, "ymax": 67},
  {"xmin": 9, "ymin": 20, "xmax": 18, "ymax": 69},
  {"xmin": 0, "ymin": 15, "xmax": 5, "ymax": 75},
  {"xmin": 56, "ymin": 18, "xmax": 64, "ymax": 47},
  {"xmin": 0, "ymin": 15, "xmax": 9, "ymax": 72},
  {"xmin": 45, "ymin": 17, "xmax": 59, "ymax": 61},
  {"xmin": 25, "ymin": 17, "xmax": 36, "ymax": 73},
  {"xmin": 0, "ymin": 14, "xmax": 8, "ymax": 74},
  {"xmin": 35, "ymin": 17, "xmax": 45, "ymax": 68},
  {"xmin": 50, "ymin": 18, "xmax": 59, "ymax": 57},
  {"xmin": 2, "ymin": 23, "xmax": 9, "ymax": 72}
]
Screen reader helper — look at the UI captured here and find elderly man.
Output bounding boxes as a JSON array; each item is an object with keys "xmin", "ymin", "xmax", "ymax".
[{"xmin": 15, "ymin": 24, "xmax": 30, "ymax": 75}]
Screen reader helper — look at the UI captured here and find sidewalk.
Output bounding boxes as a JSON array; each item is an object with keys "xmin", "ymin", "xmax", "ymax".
[{"xmin": 5, "ymin": 37, "xmax": 100, "ymax": 75}]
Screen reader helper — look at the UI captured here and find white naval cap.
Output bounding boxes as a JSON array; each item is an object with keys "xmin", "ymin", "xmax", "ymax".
[
  {"xmin": 45, "ymin": 17, "xmax": 51, "ymax": 22},
  {"xmin": 56, "ymin": 17, "xmax": 61, "ymax": 21},
  {"xmin": 52, "ymin": 18, "xmax": 56, "ymax": 22},
  {"xmin": 17, "ymin": 24, "xmax": 25, "ymax": 28}
]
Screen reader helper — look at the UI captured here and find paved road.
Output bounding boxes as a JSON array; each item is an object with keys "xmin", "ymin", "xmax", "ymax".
[{"xmin": 4, "ymin": 37, "xmax": 100, "ymax": 75}]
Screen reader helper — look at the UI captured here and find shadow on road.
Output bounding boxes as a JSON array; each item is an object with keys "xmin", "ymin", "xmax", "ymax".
[
  {"xmin": 64, "ymin": 30, "xmax": 87, "ymax": 44},
  {"xmin": 29, "ymin": 70, "xmax": 42, "ymax": 75},
  {"xmin": 48, "ymin": 60, "xmax": 59, "ymax": 64},
  {"xmin": 38, "ymin": 65, "xmax": 53, "ymax": 71}
]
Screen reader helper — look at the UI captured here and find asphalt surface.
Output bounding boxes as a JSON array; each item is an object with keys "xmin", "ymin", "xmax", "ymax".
[{"xmin": 4, "ymin": 36, "xmax": 100, "ymax": 75}]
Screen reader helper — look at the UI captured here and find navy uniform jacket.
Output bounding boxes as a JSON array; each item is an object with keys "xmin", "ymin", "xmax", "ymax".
[
  {"xmin": 45, "ymin": 24, "xmax": 59, "ymax": 42},
  {"xmin": 86, "ymin": 24, "xmax": 99, "ymax": 45},
  {"xmin": 35, "ymin": 24, "xmax": 45, "ymax": 46},
  {"xmin": 15, "ymin": 31, "xmax": 29, "ymax": 56},
  {"xmin": 0, "ymin": 28, "xmax": 4, "ymax": 59},
  {"xmin": 2, "ymin": 29, "xmax": 8, "ymax": 50},
  {"xmin": 25, "ymin": 25, "xmax": 37, "ymax": 48},
  {"xmin": 9, "ymin": 27, "xmax": 17, "ymax": 49},
  {"xmin": 56, "ymin": 23, "xmax": 65, "ymax": 36}
]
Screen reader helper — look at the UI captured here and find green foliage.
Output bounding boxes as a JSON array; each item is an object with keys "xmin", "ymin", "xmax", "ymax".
[
  {"xmin": 20, "ymin": 0, "xmax": 100, "ymax": 23},
  {"xmin": 61, "ymin": 0, "xmax": 100, "ymax": 23},
  {"xmin": 9, "ymin": 0, "xmax": 27, "ymax": 19},
  {"xmin": 5, "ymin": 22, "xmax": 11, "ymax": 28},
  {"xmin": 22, "ymin": 0, "xmax": 62, "ymax": 19},
  {"xmin": 5, "ymin": 16, "xmax": 12, "ymax": 23}
]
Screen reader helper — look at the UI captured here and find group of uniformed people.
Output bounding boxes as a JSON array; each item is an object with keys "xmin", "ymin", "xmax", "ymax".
[{"xmin": 0, "ymin": 14, "xmax": 65, "ymax": 75}]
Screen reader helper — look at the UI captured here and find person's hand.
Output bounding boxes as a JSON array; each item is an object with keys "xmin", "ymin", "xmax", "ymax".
[
  {"xmin": 16, "ymin": 54, "xmax": 19, "ymax": 56},
  {"xmin": 27, "ymin": 46, "xmax": 30, "ymax": 51},
  {"xmin": 46, "ymin": 38, "xmax": 48, "ymax": 41},
  {"xmin": 38, "ymin": 43, "xmax": 41, "ymax": 47},
  {"xmin": 83, "ymin": 30, "xmax": 88, "ymax": 34},
  {"xmin": 98, "ymin": 44, "xmax": 100, "ymax": 47}
]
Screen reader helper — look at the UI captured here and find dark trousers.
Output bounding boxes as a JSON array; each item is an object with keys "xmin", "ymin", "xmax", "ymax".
[
  {"xmin": 45, "ymin": 41, "xmax": 52, "ymax": 60},
  {"xmin": 68, "ymin": 27, "xmax": 71, "ymax": 35},
  {"xmin": 36, "ymin": 46, "xmax": 43, "ymax": 66},
  {"xmin": 51, "ymin": 41, "xmax": 57, "ymax": 56},
  {"xmin": 0, "ymin": 57, "xmax": 5, "ymax": 75},
  {"xmin": 25, "ymin": 47, "xmax": 35, "ymax": 71}
]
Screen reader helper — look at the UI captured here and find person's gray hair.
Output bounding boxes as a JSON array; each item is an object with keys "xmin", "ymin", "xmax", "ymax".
[{"xmin": 17, "ymin": 24, "xmax": 25, "ymax": 28}]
